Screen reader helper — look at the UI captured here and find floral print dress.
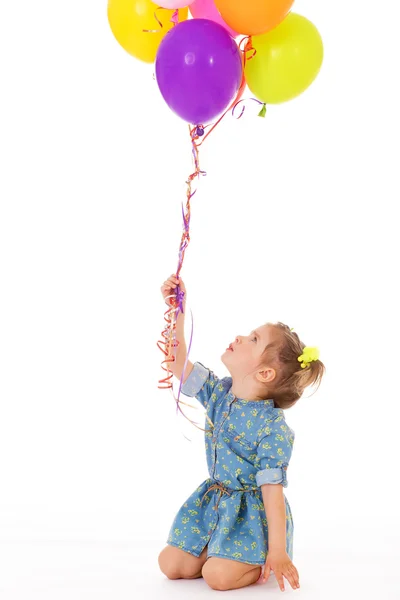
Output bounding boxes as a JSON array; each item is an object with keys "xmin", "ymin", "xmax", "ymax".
[{"xmin": 166, "ymin": 361, "xmax": 295, "ymax": 566}]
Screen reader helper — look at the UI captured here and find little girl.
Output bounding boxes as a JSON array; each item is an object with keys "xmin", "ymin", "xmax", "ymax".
[{"xmin": 158, "ymin": 274, "xmax": 326, "ymax": 592}]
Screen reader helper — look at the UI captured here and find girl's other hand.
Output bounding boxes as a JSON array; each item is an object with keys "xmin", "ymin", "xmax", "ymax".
[{"xmin": 261, "ymin": 551, "xmax": 300, "ymax": 591}]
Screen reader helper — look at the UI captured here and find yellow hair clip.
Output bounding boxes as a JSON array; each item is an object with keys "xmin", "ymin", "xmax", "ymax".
[{"xmin": 298, "ymin": 346, "xmax": 320, "ymax": 369}]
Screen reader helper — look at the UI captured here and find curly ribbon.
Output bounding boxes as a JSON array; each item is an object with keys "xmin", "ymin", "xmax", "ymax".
[
  {"xmin": 231, "ymin": 36, "xmax": 267, "ymax": 119},
  {"xmin": 157, "ymin": 36, "xmax": 263, "ymax": 439},
  {"xmin": 170, "ymin": 9, "xmax": 178, "ymax": 26},
  {"xmin": 239, "ymin": 35, "xmax": 257, "ymax": 60},
  {"xmin": 157, "ymin": 125, "xmax": 215, "ymax": 437},
  {"xmin": 143, "ymin": 6, "xmax": 179, "ymax": 33},
  {"xmin": 232, "ymin": 97, "xmax": 266, "ymax": 120},
  {"xmin": 193, "ymin": 36, "xmax": 256, "ymax": 148}
]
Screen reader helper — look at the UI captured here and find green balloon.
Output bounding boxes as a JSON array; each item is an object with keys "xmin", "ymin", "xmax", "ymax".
[{"xmin": 245, "ymin": 13, "xmax": 324, "ymax": 104}]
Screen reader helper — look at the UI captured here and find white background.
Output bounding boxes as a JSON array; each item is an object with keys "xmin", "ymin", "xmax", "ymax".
[{"xmin": 1, "ymin": 0, "xmax": 399, "ymax": 597}]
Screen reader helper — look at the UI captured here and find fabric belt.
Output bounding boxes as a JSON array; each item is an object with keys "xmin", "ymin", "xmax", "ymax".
[{"xmin": 200, "ymin": 481, "xmax": 259, "ymax": 511}]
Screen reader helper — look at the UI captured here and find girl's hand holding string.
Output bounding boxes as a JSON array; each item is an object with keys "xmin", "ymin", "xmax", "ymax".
[{"xmin": 160, "ymin": 274, "xmax": 187, "ymax": 308}]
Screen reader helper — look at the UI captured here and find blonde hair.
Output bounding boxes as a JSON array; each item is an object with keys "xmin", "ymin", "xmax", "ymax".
[{"xmin": 257, "ymin": 321, "xmax": 326, "ymax": 410}]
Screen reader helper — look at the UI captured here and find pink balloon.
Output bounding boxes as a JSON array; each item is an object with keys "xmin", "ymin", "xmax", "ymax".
[
  {"xmin": 159, "ymin": 0, "xmax": 194, "ymax": 8},
  {"xmin": 189, "ymin": 0, "xmax": 238, "ymax": 37}
]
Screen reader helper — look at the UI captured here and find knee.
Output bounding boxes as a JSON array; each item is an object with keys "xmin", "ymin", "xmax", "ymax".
[
  {"xmin": 158, "ymin": 548, "xmax": 181, "ymax": 579},
  {"xmin": 202, "ymin": 562, "xmax": 231, "ymax": 590},
  {"xmin": 202, "ymin": 571, "xmax": 231, "ymax": 591},
  {"xmin": 202, "ymin": 562, "xmax": 262, "ymax": 591}
]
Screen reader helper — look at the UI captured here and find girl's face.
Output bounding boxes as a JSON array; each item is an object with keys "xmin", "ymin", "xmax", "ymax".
[{"xmin": 222, "ymin": 323, "xmax": 274, "ymax": 376}]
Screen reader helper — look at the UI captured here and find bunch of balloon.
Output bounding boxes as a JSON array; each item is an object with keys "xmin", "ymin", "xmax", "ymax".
[
  {"xmin": 213, "ymin": 0, "xmax": 324, "ymax": 104},
  {"xmin": 107, "ymin": 0, "xmax": 244, "ymax": 124},
  {"xmin": 108, "ymin": 0, "xmax": 324, "ymax": 120}
]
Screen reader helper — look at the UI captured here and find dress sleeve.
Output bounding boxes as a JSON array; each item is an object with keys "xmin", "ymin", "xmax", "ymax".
[
  {"xmin": 180, "ymin": 361, "xmax": 226, "ymax": 410},
  {"xmin": 255, "ymin": 415, "xmax": 295, "ymax": 488}
]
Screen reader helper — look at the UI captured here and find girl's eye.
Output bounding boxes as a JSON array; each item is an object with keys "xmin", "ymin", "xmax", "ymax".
[{"xmin": 252, "ymin": 336, "xmax": 257, "ymax": 342}]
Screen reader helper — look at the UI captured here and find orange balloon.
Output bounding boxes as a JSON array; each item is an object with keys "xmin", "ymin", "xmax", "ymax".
[{"xmin": 214, "ymin": 0, "xmax": 294, "ymax": 36}]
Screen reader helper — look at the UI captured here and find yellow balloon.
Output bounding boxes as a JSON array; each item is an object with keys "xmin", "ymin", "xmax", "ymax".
[
  {"xmin": 107, "ymin": 0, "xmax": 189, "ymax": 63},
  {"xmin": 245, "ymin": 13, "xmax": 323, "ymax": 104}
]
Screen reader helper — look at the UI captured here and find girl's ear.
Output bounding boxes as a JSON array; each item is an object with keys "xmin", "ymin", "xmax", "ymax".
[{"xmin": 257, "ymin": 368, "xmax": 276, "ymax": 384}]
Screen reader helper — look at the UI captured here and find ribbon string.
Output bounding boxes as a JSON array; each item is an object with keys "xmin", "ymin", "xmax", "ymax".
[
  {"xmin": 157, "ymin": 125, "xmax": 214, "ymax": 437},
  {"xmin": 143, "ymin": 6, "xmax": 179, "ymax": 33}
]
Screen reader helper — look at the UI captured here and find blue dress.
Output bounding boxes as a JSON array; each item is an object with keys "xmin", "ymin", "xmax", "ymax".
[{"xmin": 166, "ymin": 361, "xmax": 295, "ymax": 566}]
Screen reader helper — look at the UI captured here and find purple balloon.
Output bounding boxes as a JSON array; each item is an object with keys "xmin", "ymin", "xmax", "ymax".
[{"xmin": 155, "ymin": 19, "xmax": 243, "ymax": 125}]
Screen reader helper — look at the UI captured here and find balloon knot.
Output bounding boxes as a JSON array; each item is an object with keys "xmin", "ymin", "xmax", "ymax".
[
  {"xmin": 241, "ymin": 35, "xmax": 257, "ymax": 61},
  {"xmin": 244, "ymin": 36, "xmax": 253, "ymax": 53},
  {"xmin": 258, "ymin": 103, "xmax": 267, "ymax": 118},
  {"xmin": 170, "ymin": 9, "xmax": 179, "ymax": 25}
]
